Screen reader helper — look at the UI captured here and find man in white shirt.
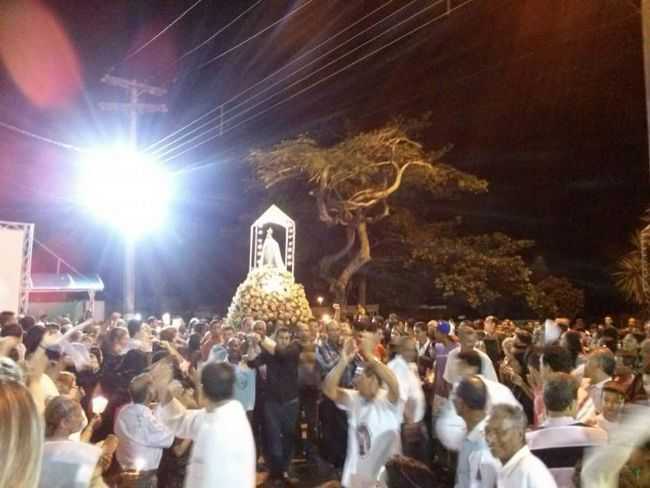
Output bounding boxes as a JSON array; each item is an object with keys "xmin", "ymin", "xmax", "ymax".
[
  {"xmin": 486, "ymin": 404, "xmax": 557, "ymax": 488},
  {"xmin": 577, "ymin": 348, "xmax": 615, "ymax": 421},
  {"xmin": 526, "ymin": 373, "xmax": 607, "ymax": 488},
  {"xmin": 453, "ymin": 375, "xmax": 500, "ymax": 488},
  {"xmin": 388, "ymin": 337, "xmax": 426, "ymax": 423},
  {"xmin": 388, "ymin": 336, "xmax": 427, "ymax": 462},
  {"xmin": 114, "ymin": 373, "xmax": 174, "ymax": 486},
  {"xmin": 444, "ymin": 324, "xmax": 498, "ymax": 385},
  {"xmin": 322, "ymin": 332, "xmax": 402, "ymax": 488},
  {"xmin": 154, "ymin": 361, "xmax": 256, "ymax": 488},
  {"xmin": 436, "ymin": 351, "xmax": 520, "ymax": 451}
]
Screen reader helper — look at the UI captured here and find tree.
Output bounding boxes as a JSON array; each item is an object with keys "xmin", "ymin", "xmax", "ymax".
[
  {"xmin": 613, "ymin": 230, "xmax": 645, "ymax": 306},
  {"xmin": 529, "ymin": 275, "xmax": 585, "ymax": 319},
  {"xmin": 393, "ymin": 209, "xmax": 537, "ymax": 311},
  {"xmin": 249, "ymin": 119, "xmax": 487, "ymax": 304}
]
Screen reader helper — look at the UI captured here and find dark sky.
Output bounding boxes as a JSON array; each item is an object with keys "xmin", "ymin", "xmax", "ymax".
[{"xmin": 0, "ymin": 0, "xmax": 647, "ymax": 316}]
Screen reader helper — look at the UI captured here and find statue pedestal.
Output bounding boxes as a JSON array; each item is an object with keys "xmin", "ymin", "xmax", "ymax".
[{"xmin": 225, "ymin": 267, "xmax": 313, "ymax": 328}]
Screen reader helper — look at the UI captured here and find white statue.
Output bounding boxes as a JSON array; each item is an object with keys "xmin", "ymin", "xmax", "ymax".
[{"xmin": 260, "ymin": 227, "xmax": 285, "ymax": 270}]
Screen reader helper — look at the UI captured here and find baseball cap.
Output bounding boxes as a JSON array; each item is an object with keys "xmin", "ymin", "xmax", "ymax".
[{"xmin": 437, "ymin": 321, "xmax": 451, "ymax": 335}]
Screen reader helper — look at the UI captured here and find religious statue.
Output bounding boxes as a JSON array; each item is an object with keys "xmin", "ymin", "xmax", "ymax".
[{"xmin": 260, "ymin": 227, "xmax": 285, "ymax": 270}]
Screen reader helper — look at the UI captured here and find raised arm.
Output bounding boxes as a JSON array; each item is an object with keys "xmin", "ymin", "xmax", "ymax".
[
  {"xmin": 360, "ymin": 332, "xmax": 400, "ymax": 404},
  {"xmin": 57, "ymin": 318, "xmax": 93, "ymax": 344},
  {"xmin": 322, "ymin": 337, "xmax": 356, "ymax": 403}
]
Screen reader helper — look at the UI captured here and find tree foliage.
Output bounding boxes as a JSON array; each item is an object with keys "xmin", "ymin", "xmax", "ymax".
[
  {"xmin": 613, "ymin": 231, "xmax": 645, "ymax": 305},
  {"xmin": 249, "ymin": 119, "xmax": 487, "ymax": 303},
  {"xmin": 393, "ymin": 210, "xmax": 535, "ymax": 309},
  {"xmin": 529, "ymin": 275, "xmax": 585, "ymax": 318}
]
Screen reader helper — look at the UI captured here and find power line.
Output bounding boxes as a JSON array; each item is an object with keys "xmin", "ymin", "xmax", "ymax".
[
  {"xmin": 145, "ymin": 0, "xmax": 400, "ymax": 154},
  {"xmin": 157, "ymin": 0, "xmax": 451, "ymax": 161},
  {"xmin": 170, "ymin": 0, "xmax": 265, "ymax": 66},
  {"xmin": 161, "ymin": 0, "xmax": 479, "ymax": 164},
  {"xmin": 0, "ymin": 120, "xmax": 85, "ymax": 153},
  {"xmin": 195, "ymin": 0, "xmax": 317, "ymax": 71},
  {"xmin": 120, "ymin": 0, "xmax": 207, "ymax": 64},
  {"xmin": 173, "ymin": 0, "xmax": 635, "ymax": 168}
]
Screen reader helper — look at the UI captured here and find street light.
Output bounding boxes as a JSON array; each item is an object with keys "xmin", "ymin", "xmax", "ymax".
[
  {"xmin": 316, "ymin": 296, "xmax": 324, "ymax": 306},
  {"xmin": 78, "ymin": 146, "xmax": 173, "ymax": 314}
]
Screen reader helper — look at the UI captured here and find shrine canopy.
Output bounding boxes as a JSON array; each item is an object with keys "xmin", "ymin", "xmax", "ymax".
[{"xmin": 250, "ymin": 205, "xmax": 295, "ymax": 275}]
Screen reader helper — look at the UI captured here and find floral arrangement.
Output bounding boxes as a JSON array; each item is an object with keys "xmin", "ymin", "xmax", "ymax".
[{"xmin": 225, "ymin": 267, "xmax": 313, "ymax": 328}]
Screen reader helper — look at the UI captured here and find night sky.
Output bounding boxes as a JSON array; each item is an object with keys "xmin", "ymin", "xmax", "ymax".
[{"xmin": 0, "ymin": 0, "xmax": 647, "ymax": 317}]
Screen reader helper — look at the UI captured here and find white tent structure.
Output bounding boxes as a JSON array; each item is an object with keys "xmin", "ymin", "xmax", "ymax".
[
  {"xmin": 249, "ymin": 205, "xmax": 295, "ymax": 275},
  {"xmin": 0, "ymin": 220, "xmax": 34, "ymax": 314}
]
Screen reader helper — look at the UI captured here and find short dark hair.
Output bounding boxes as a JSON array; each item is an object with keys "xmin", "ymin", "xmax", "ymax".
[
  {"xmin": 601, "ymin": 326, "xmax": 619, "ymax": 341},
  {"xmin": 385, "ymin": 455, "xmax": 435, "ymax": 487},
  {"xmin": 0, "ymin": 323, "xmax": 23, "ymax": 339},
  {"xmin": 127, "ymin": 319, "xmax": 143, "ymax": 338},
  {"xmin": 456, "ymin": 375, "xmax": 487, "ymax": 410},
  {"xmin": 23, "ymin": 325, "xmax": 46, "ymax": 357},
  {"xmin": 515, "ymin": 329, "xmax": 533, "ymax": 346},
  {"xmin": 18, "ymin": 316, "xmax": 35, "ymax": 332},
  {"xmin": 542, "ymin": 345, "xmax": 573, "ymax": 373},
  {"xmin": 413, "ymin": 321, "xmax": 426, "ymax": 332},
  {"xmin": 457, "ymin": 350, "xmax": 482, "ymax": 374},
  {"xmin": 599, "ymin": 336, "xmax": 618, "ymax": 354},
  {"xmin": 201, "ymin": 362, "xmax": 235, "ymax": 403},
  {"xmin": 543, "ymin": 372, "xmax": 578, "ymax": 412}
]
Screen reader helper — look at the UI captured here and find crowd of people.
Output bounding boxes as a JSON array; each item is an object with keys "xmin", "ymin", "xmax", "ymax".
[{"xmin": 1, "ymin": 307, "xmax": 650, "ymax": 488}]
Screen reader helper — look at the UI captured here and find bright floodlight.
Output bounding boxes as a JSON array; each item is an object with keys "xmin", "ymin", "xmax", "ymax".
[{"xmin": 78, "ymin": 147, "xmax": 172, "ymax": 237}]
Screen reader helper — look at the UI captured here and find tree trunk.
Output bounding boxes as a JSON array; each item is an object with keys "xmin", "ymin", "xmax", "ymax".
[
  {"xmin": 333, "ymin": 221, "xmax": 371, "ymax": 305},
  {"xmin": 358, "ymin": 272, "xmax": 368, "ymax": 306},
  {"xmin": 318, "ymin": 227, "xmax": 356, "ymax": 302}
]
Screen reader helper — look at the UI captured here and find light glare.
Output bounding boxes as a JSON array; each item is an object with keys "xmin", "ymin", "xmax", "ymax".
[{"xmin": 79, "ymin": 147, "xmax": 172, "ymax": 237}]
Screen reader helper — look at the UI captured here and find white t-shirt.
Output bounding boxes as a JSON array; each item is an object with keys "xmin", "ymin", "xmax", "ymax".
[
  {"xmin": 443, "ymin": 348, "xmax": 498, "ymax": 385},
  {"xmin": 436, "ymin": 375, "xmax": 521, "ymax": 452},
  {"xmin": 157, "ymin": 398, "xmax": 256, "ymax": 488},
  {"xmin": 39, "ymin": 440, "xmax": 101, "ymax": 488},
  {"xmin": 387, "ymin": 355, "xmax": 426, "ymax": 423},
  {"xmin": 498, "ymin": 446, "xmax": 558, "ymax": 488},
  {"xmin": 336, "ymin": 389, "xmax": 401, "ymax": 488}
]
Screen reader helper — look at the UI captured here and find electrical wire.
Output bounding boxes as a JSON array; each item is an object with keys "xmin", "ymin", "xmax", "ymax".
[
  {"xmin": 156, "ymin": 0, "xmax": 452, "ymax": 161},
  {"xmin": 196, "ymin": 0, "xmax": 317, "ymax": 71},
  {"xmin": 151, "ymin": 0, "xmax": 427, "ymax": 159},
  {"xmin": 0, "ymin": 120, "xmax": 85, "ymax": 153},
  {"xmin": 173, "ymin": 0, "xmax": 265, "ymax": 63},
  {"xmin": 146, "ymin": 0, "xmax": 266, "ymax": 82},
  {"xmin": 160, "ymin": 0, "xmax": 479, "ymax": 163},
  {"xmin": 145, "ymin": 0, "xmax": 397, "ymax": 153},
  {"xmin": 121, "ymin": 0, "xmax": 207, "ymax": 63}
]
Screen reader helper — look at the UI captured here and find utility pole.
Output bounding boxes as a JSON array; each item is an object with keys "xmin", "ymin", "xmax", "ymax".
[{"xmin": 98, "ymin": 75, "xmax": 167, "ymax": 316}]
